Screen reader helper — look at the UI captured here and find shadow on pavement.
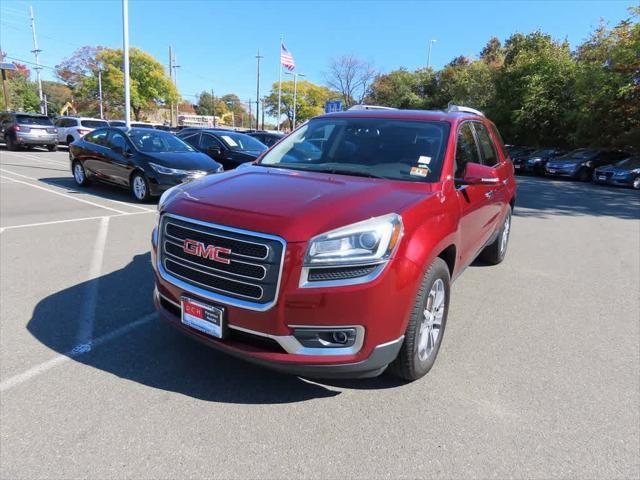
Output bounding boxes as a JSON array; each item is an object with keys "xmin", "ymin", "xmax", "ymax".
[
  {"xmin": 515, "ymin": 175, "xmax": 640, "ymax": 220},
  {"xmin": 27, "ymin": 252, "xmax": 346, "ymax": 403}
]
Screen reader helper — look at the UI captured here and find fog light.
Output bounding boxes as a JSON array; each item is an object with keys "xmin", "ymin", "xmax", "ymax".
[{"xmin": 293, "ymin": 328, "xmax": 357, "ymax": 348}]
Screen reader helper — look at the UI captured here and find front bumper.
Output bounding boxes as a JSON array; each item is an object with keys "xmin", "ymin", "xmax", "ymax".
[
  {"xmin": 545, "ymin": 165, "xmax": 579, "ymax": 177},
  {"xmin": 593, "ymin": 173, "xmax": 635, "ymax": 187},
  {"xmin": 15, "ymin": 132, "xmax": 58, "ymax": 146},
  {"xmin": 151, "ymin": 220, "xmax": 420, "ymax": 378}
]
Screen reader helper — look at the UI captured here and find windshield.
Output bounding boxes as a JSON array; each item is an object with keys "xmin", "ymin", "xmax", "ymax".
[
  {"xmin": 560, "ymin": 149, "xmax": 597, "ymax": 160},
  {"xmin": 16, "ymin": 115, "xmax": 52, "ymax": 126},
  {"xmin": 530, "ymin": 149, "xmax": 554, "ymax": 157},
  {"xmin": 81, "ymin": 120, "xmax": 109, "ymax": 128},
  {"xmin": 614, "ymin": 156, "xmax": 640, "ymax": 169},
  {"xmin": 259, "ymin": 118, "xmax": 450, "ymax": 182},
  {"xmin": 128, "ymin": 129, "xmax": 195, "ymax": 152},
  {"xmin": 217, "ymin": 132, "xmax": 267, "ymax": 152}
]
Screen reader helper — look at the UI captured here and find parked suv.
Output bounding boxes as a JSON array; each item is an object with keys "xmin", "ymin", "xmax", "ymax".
[
  {"xmin": 0, "ymin": 111, "xmax": 58, "ymax": 151},
  {"xmin": 54, "ymin": 116, "xmax": 109, "ymax": 146},
  {"xmin": 545, "ymin": 149, "xmax": 629, "ymax": 181},
  {"xmin": 152, "ymin": 108, "xmax": 516, "ymax": 381}
]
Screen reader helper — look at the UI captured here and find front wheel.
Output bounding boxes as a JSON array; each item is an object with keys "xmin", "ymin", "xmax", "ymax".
[
  {"xmin": 479, "ymin": 205, "xmax": 512, "ymax": 265},
  {"xmin": 6, "ymin": 136, "xmax": 17, "ymax": 151},
  {"xmin": 388, "ymin": 257, "xmax": 450, "ymax": 381},
  {"xmin": 130, "ymin": 172, "xmax": 151, "ymax": 202},
  {"xmin": 577, "ymin": 168, "xmax": 590, "ymax": 182}
]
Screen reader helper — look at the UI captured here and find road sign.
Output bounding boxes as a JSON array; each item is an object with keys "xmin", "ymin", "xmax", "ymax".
[{"xmin": 325, "ymin": 100, "xmax": 342, "ymax": 113}]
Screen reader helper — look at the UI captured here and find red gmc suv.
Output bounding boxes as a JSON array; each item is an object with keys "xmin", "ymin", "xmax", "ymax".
[{"xmin": 152, "ymin": 107, "xmax": 516, "ymax": 381}]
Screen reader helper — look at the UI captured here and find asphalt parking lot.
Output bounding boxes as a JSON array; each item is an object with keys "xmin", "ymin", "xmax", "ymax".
[{"xmin": 0, "ymin": 147, "xmax": 638, "ymax": 479}]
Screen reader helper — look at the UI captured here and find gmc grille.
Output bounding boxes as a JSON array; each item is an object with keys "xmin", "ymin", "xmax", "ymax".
[{"xmin": 159, "ymin": 214, "xmax": 285, "ymax": 308}]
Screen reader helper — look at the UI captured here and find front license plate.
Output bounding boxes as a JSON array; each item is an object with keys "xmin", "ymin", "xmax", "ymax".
[
  {"xmin": 548, "ymin": 169, "xmax": 556, "ymax": 174},
  {"xmin": 181, "ymin": 297, "xmax": 225, "ymax": 338},
  {"xmin": 514, "ymin": 164, "xmax": 520, "ymax": 169},
  {"xmin": 598, "ymin": 175, "xmax": 606, "ymax": 180}
]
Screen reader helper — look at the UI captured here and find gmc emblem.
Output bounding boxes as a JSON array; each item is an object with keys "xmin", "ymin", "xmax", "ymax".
[{"xmin": 183, "ymin": 239, "xmax": 231, "ymax": 264}]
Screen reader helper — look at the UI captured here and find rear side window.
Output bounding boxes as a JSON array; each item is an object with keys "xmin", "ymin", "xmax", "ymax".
[
  {"xmin": 200, "ymin": 133, "xmax": 223, "ymax": 149},
  {"xmin": 81, "ymin": 120, "xmax": 109, "ymax": 128},
  {"xmin": 181, "ymin": 132, "xmax": 200, "ymax": 148},
  {"xmin": 84, "ymin": 129, "xmax": 109, "ymax": 146},
  {"xmin": 455, "ymin": 123, "xmax": 481, "ymax": 177},
  {"xmin": 488, "ymin": 123, "xmax": 508, "ymax": 160},
  {"xmin": 473, "ymin": 123, "xmax": 499, "ymax": 166}
]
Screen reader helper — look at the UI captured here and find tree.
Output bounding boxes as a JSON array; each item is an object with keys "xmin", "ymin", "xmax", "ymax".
[
  {"xmin": 264, "ymin": 80, "xmax": 335, "ymax": 129},
  {"xmin": 42, "ymin": 81, "xmax": 73, "ymax": 115},
  {"xmin": 325, "ymin": 55, "xmax": 376, "ymax": 107},
  {"xmin": 365, "ymin": 69, "xmax": 423, "ymax": 109},
  {"xmin": 195, "ymin": 91, "xmax": 229, "ymax": 120},
  {"xmin": 480, "ymin": 37, "xmax": 505, "ymax": 67},
  {"xmin": 0, "ymin": 53, "xmax": 40, "ymax": 112}
]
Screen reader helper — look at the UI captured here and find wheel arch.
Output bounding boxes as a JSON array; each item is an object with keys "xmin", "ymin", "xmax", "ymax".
[{"xmin": 437, "ymin": 244, "xmax": 456, "ymax": 278}]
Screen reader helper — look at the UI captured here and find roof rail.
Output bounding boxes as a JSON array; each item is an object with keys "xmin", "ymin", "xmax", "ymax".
[
  {"xmin": 447, "ymin": 104, "xmax": 485, "ymax": 117},
  {"xmin": 347, "ymin": 104, "xmax": 397, "ymax": 111}
]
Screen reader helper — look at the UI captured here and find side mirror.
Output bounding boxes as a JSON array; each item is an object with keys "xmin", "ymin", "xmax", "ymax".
[
  {"xmin": 207, "ymin": 146, "xmax": 222, "ymax": 157},
  {"xmin": 455, "ymin": 162, "xmax": 500, "ymax": 186}
]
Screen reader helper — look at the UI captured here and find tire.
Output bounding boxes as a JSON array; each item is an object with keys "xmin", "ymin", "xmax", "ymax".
[
  {"xmin": 6, "ymin": 135, "xmax": 17, "ymax": 151},
  {"xmin": 479, "ymin": 205, "xmax": 512, "ymax": 265},
  {"xmin": 387, "ymin": 257, "xmax": 450, "ymax": 381},
  {"xmin": 72, "ymin": 161, "xmax": 91, "ymax": 187},
  {"xmin": 577, "ymin": 168, "xmax": 590, "ymax": 182},
  {"xmin": 47, "ymin": 144, "xmax": 58, "ymax": 152},
  {"xmin": 66, "ymin": 136, "xmax": 75, "ymax": 146},
  {"xmin": 633, "ymin": 177, "xmax": 640, "ymax": 190},
  {"xmin": 130, "ymin": 172, "xmax": 151, "ymax": 202}
]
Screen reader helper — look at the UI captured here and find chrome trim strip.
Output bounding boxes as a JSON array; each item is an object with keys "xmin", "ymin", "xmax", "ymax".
[
  {"xmin": 163, "ymin": 239, "xmax": 267, "ymax": 281},
  {"xmin": 298, "ymin": 263, "xmax": 387, "ymax": 288},
  {"xmin": 163, "ymin": 219, "xmax": 269, "ymax": 260},
  {"xmin": 158, "ymin": 213, "xmax": 286, "ymax": 312},
  {"xmin": 163, "ymin": 258, "xmax": 264, "ymax": 301}
]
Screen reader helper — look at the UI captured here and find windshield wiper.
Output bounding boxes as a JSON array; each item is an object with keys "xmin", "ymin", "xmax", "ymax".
[{"xmin": 313, "ymin": 167, "xmax": 387, "ymax": 179}]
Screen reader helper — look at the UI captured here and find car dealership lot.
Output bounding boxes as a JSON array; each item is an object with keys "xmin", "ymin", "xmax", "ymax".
[{"xmin": 1, "ymin": 148, "xmax": 638, "ymax": 479}]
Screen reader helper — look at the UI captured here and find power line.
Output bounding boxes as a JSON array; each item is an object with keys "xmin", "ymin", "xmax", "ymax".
[{"xmin": 3, "ymin": 55, "xmax": 55, "ymax": 70}]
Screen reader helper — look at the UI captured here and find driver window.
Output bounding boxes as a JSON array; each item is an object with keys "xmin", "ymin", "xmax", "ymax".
[
  {"xmin": 455, "ymin": 123, "xmax": 481, "ymax": 177},
  {"xmin": 200, "ymin": 134, "xmax": 223, "ymax": 150},
  {"xmin": 108, "ymin": 131, "xmax": 128, "ymax": 152}
]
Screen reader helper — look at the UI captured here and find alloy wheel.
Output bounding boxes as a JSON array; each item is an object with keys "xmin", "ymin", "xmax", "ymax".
[
  {"xmin": 417, "ymin": 278, "xmax": 445, "ymax": 362},
  {"xmin": 133, "ymin": 176, "xmax": 146, "ymax": 200},
  {"xmin": 73, "ymin": 163, "xmax": 85, "ymax": 185},
  {"xmin": 500, "ymin": 213, "xmax": 511, "ymax": 256}
]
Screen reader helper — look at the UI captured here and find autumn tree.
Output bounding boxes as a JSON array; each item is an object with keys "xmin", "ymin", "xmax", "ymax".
[{"xmin": 264, "ymin": 80, "xmax": 335, "ymax": 129}]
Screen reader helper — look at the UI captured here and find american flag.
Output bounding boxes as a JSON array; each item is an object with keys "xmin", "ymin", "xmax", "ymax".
[{"xmin": 280, "ymin": 43, "xmax": 295, "ymax": 71}]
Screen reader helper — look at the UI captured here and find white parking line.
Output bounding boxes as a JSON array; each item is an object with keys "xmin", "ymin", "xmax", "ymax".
[
  {"xmin": 74, "ymin": 217, "xmax": 110, "ymax": 352},
  {"xmin": 0, "ymin": 174, "xmax": 126, "ymax": 214},
  {"xmin": 0, "ymin": 166, "xmax": 155, "ymax": 212},
  {"xmin": 0, "ymin": 210, "xmax": 153, "ymax": 233},
  {"xmin": 0, "ymin": 150, "xmax": 69, "ymax": 166},
  {"xmin": 0, "ymin": 313, "xmax": 157, "ymax": 393}
]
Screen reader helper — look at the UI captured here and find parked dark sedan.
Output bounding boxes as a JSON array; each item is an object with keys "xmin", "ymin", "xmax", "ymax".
[
  {"xmin": 246, "ymin": 130, "xmax": 285, "ymax": 147},
  {"xmin": 545, "ymin": 149, "xmax": 629, "ymax": 181},
  {"xmin": 509, "ymin": 146, "xmax": 536, "ymax": 171},
  {"xmin": 593, "ymin": 156, "xmax": 640, "ymax": 189},
  {"xmin": 69, "ymin": 127, "xmax": 223, "ymax": 201},
  {"xmin": 178, "ymin": 129, "xmax": 268, "ymax": 170},
  {"xmin": 518, "ymin": 148, "xmax": 567, "ymax": 175}
]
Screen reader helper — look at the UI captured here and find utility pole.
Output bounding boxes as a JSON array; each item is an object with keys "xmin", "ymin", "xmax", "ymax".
[
  {"xmin": 122, "ymin": 0, "xmax": 131, "ymax": 127},
  {"xmin": 169, "ymin": 46, "xmax": 174, "ymax": 126},
  {"xmin": 427, "ymin": 39, "xmax": 437, "ymax": 69},
  {"xmin": 255, "ymin": 49, "xmax": 263, "ymax": 130},
  {"xmin": 172, "ymin": 51, "xmax": 180, "ymax": 125},
  {"xmin": 29, "ymin": 6, "xmax": 44, "ymax": 114},
  {"xmin": 98, "ymin": 65, "xmax": 104, "ymax": 119},
  {"xmin": 211, "ymin": 89, "xmax": 216, "ymax": 127}
]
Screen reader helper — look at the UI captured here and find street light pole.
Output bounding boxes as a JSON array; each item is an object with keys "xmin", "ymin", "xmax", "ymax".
[
  {"xmin": 285, "ymin": 71, "xmax": 305, "ymax": 130},
  {"xmin": 98, "ymin": 66, "xmax": 104, "ymax": 119},
  {"xmin": 122, "ymin": 0, "xmax": 131, "ymax": 127},
  {"xmin": 255, "ymin": 49, "xmax": 262, "ymax": 131},
  {"xmin": 29, "ymin": 6, "xmax": 44, "ymax": 114},
  {"xmin": 427, "ymin": 39, "xmax": 437, "ymax": 69}
]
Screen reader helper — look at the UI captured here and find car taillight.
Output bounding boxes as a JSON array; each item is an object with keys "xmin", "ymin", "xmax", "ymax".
[
  {"xmin": 78, "ymin": 129, "xmax": 91, "ymax": 136},
  {"xmin": 15, "ymin": 125, "xmax": 31, "ymax": 133}
]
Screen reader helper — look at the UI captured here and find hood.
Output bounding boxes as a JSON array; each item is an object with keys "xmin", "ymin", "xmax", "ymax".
[
  {"xmin": 595, "ymin": 165, "xmax": 631, "ymax": 174},
  {"xmin": 164, "ymin": 165, "xmax": 435, "ymax": 242},
  {"xmin": 144, "ymin": 151, "xmax": 220, "ymax": 172}
]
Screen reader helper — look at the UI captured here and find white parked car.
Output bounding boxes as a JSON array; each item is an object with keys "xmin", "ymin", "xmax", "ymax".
[{"xmin": 54, "ymin": 117, "xmax": 110, "ymax": 145}]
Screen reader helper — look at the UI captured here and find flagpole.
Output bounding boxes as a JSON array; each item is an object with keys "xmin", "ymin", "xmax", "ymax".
[{"xmin": 277, "ymin": 35, "xmax": 283, "ymax": 132}]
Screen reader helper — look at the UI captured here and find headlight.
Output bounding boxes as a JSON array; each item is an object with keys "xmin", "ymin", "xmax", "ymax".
[
  {"xmin": 631, "ymin": 168, "xmax": 640, "ymax": 174},
  {"xmin": 303, "ymin": 213, "xmax": 403, "ymax": 266},
  {"xmin": 149, "ymin": 162, "xmax": 206, "ymax": 177}
]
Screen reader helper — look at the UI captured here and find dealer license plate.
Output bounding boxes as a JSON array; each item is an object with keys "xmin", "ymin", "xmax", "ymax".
[
  {"xmin": 598, "ymin": 175, "xmax": 606, "ymax": 181},
  {"xmin": 181, "ymin": 297, "xmax": 225, "ymax": 338},
  {"xmin": 548, "ymin": 169, "xmax": 557, "ymax": 174}
]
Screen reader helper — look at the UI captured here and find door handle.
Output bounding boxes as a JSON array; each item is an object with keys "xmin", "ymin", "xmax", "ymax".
[{"xmin": 485, "ymin": 190, "xmax": 495, "ymax": 199}]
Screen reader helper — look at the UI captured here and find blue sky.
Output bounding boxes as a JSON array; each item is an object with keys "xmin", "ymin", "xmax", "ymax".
[{"xmin": 0, "ymin": 0, "xmax": 634, "ymax": 108}]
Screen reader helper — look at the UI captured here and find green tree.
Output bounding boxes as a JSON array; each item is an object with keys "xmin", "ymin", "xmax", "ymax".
[
  {"xmin": 264, "ymin": 80, "xmax": 336, "ymax": 129},
  {"xmin": 42, "ymin": 81, "xmax": 73, "ymax": 115},
  {"xmin": 0, "ymin": 54, "xmax": 40, "ymax": 112},
  {"xmin": 195, "ymin": 91, "xmax": 229, "ymax": 120}
]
